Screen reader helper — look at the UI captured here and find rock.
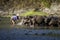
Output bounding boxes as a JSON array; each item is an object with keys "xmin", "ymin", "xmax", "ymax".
[
  {"xmin": 42, "ymin": 33, "xmax": 46, "ymax": 35},
  {"xmin": 35, "ymin": 33, "xmax": 38, "ymax": 35},
  {"xmin": 25, "ymin": 33, "xmax": 28, "ymax": 35}
]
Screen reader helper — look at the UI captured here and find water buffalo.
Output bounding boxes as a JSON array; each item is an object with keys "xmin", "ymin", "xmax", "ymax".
[
  {"xmin": 44, "ymin": 14, "xmax": 55, "ymax": 26},
  {"xmin": 35, "ymin": 16, "xmax": 45, "ymax": 26},
  {"xmin": 49, "ymin": 16, "xmax": 59, "ymax": 27},
  {"xmin": 18, "ymin": 15, "xmax": 60, "ymax": 28}
]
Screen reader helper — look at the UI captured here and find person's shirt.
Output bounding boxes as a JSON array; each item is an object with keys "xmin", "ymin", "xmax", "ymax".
[{"xmin": 11, "ymin": 15, "xmax": 17, "ymax": 20}]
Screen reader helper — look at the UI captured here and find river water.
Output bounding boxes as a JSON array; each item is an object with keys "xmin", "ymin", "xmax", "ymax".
[{"xmin": 0, "ymin": 27, "xmax": 60, "ymax": 40}]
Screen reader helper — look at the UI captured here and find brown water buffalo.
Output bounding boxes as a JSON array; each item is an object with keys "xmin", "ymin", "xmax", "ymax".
[{"xmin": 34, "ymin": 16, "xmax": 45, "ymax": 26}]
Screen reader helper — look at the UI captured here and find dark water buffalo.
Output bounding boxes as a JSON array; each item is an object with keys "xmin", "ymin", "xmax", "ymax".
[
  {"xmin": 57, "ymin": 17, "xmax": 60, "ymax": 27},
  {"xmin": 44, "ymin": 16, "xmax": 53, "ymax": 26},
  {"xmin": 49, "ymin": 16, "xmax": 59, "ymax": 27},
  {"xmin": 22, "ymin": 16, "xmax": 30, "ymax": 26}
]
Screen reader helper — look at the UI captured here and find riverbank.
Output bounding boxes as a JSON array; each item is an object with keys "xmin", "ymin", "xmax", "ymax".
[{"xmin": 0, "ymin": 16, "xmax": 60, "ymax": 30}]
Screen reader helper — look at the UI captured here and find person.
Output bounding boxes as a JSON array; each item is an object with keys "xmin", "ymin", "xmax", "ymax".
[
  {"xmin": 0, "ymin": 18, "xmax": 1, "ymax": 21},
  {"xmin": 11, "ymin": 14, "xmax": 17, "ymax": 25},
  {"xmin": 16, "ymin": 13, "xmax": 20, "ymax": 20}
]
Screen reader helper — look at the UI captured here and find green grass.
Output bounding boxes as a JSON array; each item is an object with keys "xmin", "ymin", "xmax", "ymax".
[
  {"xmin": 20, "ymin": 10, "xmax": 48, "ymax": 16},
  {"xmin": 1, "ymin": 10, "xmax": 49, "ymax": 17}
]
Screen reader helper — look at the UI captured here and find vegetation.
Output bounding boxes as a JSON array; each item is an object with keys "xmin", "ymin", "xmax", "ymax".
[
  {"xmin": 0, "ymin": 0, "xmax": 60, "ymax": 11},
  {"xmin": 20, "ymin": 10, "xmax": 48, "ymax": 16}
]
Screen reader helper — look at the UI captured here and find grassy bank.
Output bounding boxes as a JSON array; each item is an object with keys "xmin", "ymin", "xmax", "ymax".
[{"xmin": 20, "ymin": 10, "xmax": 48, "ymax": 16}]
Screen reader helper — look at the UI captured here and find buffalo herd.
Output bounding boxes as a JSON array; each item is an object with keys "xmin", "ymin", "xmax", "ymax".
[{"xmin": 19, "ymin": 14, "xmax": 60, "ymax": 27}]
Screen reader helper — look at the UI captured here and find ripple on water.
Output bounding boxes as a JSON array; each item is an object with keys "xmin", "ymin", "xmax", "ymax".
[{"xmin": 0, "ymin": 28, "xmax": 60, "ymax": 40}]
